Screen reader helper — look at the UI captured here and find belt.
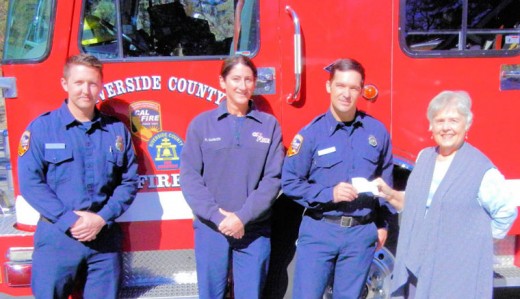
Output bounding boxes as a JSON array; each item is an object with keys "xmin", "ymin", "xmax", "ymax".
[
  {"xmin": 304, "ymin": 210, "xmax": 374, "ymax": 228},
  {"xmin": 40, "ymin": 215, "xmax": 53, "ymax": 223}
]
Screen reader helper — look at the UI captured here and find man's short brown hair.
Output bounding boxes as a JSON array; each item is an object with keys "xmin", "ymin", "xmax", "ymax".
[{"xmin": 63, "ymin": 53, "xmax": 103, "ymax": 79}]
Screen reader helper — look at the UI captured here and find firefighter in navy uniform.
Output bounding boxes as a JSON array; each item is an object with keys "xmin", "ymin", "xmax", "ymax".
[
  {"xmin": 282, "ymin": 58, "xmax": 396, "ymax": 299},
  {"xmin": 17, "ymin": 54, "xmax": 139, "ymax": 299},
  {"xmin": 180, "ymin": 55, "xmax": 284, "ymax": 299}
]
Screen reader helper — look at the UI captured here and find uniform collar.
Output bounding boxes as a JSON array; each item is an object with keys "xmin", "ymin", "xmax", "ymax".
[
  {"xmin": 216, "ymin": 99, "xmax": 262, "ymax": 123},
  {"xmin": 59, "ymin": 100, "xmax": 104, "ymax": 130},
  {"xmin": 325, "ymin": 109, "xmax": 364, "ymax": 136}
]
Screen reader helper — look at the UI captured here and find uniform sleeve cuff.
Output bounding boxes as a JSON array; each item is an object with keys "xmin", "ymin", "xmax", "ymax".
[
  {"xmin": 55, "ymin": 211, "xmax": 80, "ymax": 233},
  {"xmin": 210, "ymin": 213, "xmax": 226, "ymax": 227},
  {"xmin": 376, "ymin": 222, "xmax": 389, "ymax": 229},
  {"xmin": 309, "ymin": 187, "xmax": 335, "ymax": 207},
  {"xmin": 235, "ymin": 210, "xmax": 250, "ymax": 226},
  {"xmin": 97, "ymin": 207, "xmax": 115, "ymax": 224}
]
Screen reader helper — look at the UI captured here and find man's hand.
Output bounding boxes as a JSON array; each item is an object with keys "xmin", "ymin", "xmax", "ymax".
[
  {"xmin": 70, "ymin": 211, "xmax": 106, "ymax": 242},
  {"xmin": 333, "ymin": 182, "xmax": 358, "ymax": 203},
  {"xmin": 376, "ymin": 228, "xmax": 388, "ymax": 251},
  {"xmin": 218, "ymin": 209, "xmax": 245, "ymax": 239}
]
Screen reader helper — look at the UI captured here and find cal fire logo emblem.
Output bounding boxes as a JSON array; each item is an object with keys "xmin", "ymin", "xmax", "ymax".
[{"xmin": 129, "ymin": 101, "xmax": 162, "ymax": 141}]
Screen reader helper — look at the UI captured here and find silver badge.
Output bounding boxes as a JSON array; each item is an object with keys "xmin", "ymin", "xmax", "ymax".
[{"xmin": 368, "ymin": 135, "xmax": 377, "ymax": 147}]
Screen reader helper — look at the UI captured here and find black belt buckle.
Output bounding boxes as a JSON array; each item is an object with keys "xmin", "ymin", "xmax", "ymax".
[{"xmin": 340, "ymin": 216, "xmax": 354, "ymax": 227}]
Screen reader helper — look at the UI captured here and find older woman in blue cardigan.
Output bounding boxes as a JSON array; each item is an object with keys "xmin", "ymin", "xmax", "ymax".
[{"xmin": 375, "ymin": 90, "xmax": 517, "ymax": 299}]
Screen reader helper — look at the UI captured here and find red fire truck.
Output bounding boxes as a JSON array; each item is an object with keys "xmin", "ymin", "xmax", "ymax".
[{"xmin": 0, "ymin": 0, "xmax": 519, "ymax": 298}]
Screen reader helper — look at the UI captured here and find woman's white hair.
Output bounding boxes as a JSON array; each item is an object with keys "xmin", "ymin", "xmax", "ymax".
[{"xmin": 427, "ymin": 90, "xmax": 473, "ymax": 130}]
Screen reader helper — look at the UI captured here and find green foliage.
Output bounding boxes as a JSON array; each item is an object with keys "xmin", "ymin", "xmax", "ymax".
[
  {"xmin": 0, "ymin": 0, "xmax": 7, "ymax": 60},
  {"xmin": 92, "ymin": 0, "xmax": 116, "ymax": 23}
]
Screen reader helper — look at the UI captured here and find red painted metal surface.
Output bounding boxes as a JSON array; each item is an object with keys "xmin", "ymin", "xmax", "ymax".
[{"xmin": 1, "ymin": 0, "xmax": 519, "ymax": 295}]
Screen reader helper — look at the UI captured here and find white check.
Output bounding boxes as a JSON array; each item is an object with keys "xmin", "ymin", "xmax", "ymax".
[{"xmin": 352, "ymin": 177, "xmax": 379, "ymax": 196}]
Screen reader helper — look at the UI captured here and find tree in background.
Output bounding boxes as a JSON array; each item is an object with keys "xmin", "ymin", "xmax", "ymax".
[{"xmin": 0, "ymin": 0, "xmax": 7, "ymax": 59}]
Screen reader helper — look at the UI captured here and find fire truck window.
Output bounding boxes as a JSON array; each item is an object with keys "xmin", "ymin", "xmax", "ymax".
[
  {"xmin": 80, "ymin": 0, "xmax": 259, "ymax": 59},
  {"xmin": 402, "ymin": 0, "xmax": 520, "ymax": 57},
  {"xmin": 81, "ymin": 0, "xmax": 119, "ymax": 59},
  {"xmin": 2, "ymin": 0, "xmax": 52, "ymax": 61}
]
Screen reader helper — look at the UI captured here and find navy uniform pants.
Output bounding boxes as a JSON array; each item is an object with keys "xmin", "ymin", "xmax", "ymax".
[
  {"xmin": 292, "ymin": 216, "xmax": 378, "ymax": 299},
  {"xmin": 193, "ymin": 218, "xmax": 270, "ymax": 299},
  {"xmin": 31, "ymin": 219, "xmax": 122, "ymax": 299}
]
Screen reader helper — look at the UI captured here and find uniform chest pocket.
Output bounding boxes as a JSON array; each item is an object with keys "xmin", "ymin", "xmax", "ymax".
[
  {"xmin": 201, "ymin": 141, "xmax": 228, "ymax": 152},
  {"xmin": 44, "ymin": 148, "xmax": 73, "ymax": 164},
  {"xmin": 361, "ymin": 149, "xmax": 380, "ymax": 165},
  {"xmin": 314, "ymin": 153, "xmax": 342, "ymax": 169},
  {"xmin": 44, "ymin": 148, "xmax": 73, "ymax": 185}
]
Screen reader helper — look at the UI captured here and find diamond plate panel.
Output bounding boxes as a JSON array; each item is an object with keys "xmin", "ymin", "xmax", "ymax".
[
  {"xmin": 120, "ymin": 249, "xmax": 198, "ymax": 298},
  {"xmin": 0, "ymin": 214, "xmax": 33, "ymax": 236}
]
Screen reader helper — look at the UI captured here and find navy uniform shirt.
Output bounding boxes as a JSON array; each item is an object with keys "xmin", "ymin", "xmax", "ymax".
[
  {"xmin": 180, "ymin": 100, "xmax": 284, "ymax": 227},
  {"xmin": 282, "ymin": 110, "xmax": 395, "ymax": 228},
  {"xmin": 18, "ymin": 100, "xmax": 139, "ymax": 233}
]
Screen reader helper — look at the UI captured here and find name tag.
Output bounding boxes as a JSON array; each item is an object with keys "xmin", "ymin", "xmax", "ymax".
[
  {"xmin": 204, "ymin": 137, "xmax": 221, "ymax": 142},
  {"xmin": 45, "ymin": 143, "xmax": 66, "ymax": 149},
  {"xmin": 318, "ymin": 146, "xmax": 336, "ymax": 156}
]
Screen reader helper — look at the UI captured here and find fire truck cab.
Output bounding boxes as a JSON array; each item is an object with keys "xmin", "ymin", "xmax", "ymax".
[{"xmin": 0, "ymin": 0, "xmax": 519, "ymax": 298}]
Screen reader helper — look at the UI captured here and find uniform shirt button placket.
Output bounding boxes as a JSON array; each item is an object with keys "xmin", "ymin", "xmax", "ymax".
[{"xmin": 84, "ymin": 134, "xmax": 95, "ymax": 197}]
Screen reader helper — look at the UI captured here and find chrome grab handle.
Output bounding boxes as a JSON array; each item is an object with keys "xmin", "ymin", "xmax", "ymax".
[{"xmin": 285, "ymin": 5, "xmax": 302, "ymax": 104}]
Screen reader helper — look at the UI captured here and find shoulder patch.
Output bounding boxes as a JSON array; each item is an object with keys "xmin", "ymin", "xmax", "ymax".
[
  {"xmin": 18, "ymin": 131, "xmax": 31, "ymax": 156},
  {"xmin": 287, "ymin": 134, "xmax": 303, "ymax": 157}
]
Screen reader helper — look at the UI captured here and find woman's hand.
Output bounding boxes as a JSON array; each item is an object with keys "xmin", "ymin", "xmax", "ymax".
[
  {"xmin": 218, "ymin": 209, "xmax": 245, "ymax": 239},
  {"xmin": 373, "ymin": 178, "xmax": 405, "ymax": 212}
]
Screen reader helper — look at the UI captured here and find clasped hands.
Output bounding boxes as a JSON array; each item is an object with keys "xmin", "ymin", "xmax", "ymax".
[
  {"xmin": 69, "ymin": 211, "xmax": 106, "ymax": 242},
  {"xmin": 218, "ymin": 208, "xmax": 245, "ymax": 239}
]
